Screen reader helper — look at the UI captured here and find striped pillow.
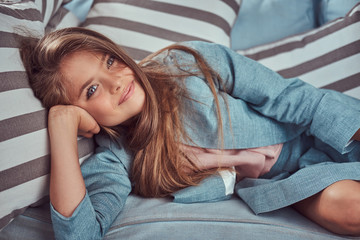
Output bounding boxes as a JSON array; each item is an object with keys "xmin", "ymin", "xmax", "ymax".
[
  {"xmin": 238, "ymin": 2, "xmax": 360, "ymax": 100},
  {"xmin": 82, "ymin": 0, "xmax": 241, "ymax": 61},
  {"xmin": 45, "ymin": 6, "xmax": 81, "ymax": 32},
  {"xmin": 0, "ymin": 1, "xmax": 93, "ymax": 230},
  {"xmin": 34, "ymin": 0, "xmax": 72, "ymax": 26}
]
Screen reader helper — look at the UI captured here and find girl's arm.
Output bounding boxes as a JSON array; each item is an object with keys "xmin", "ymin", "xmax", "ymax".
[
  {"xmin": 48, "ymin": 105, "xmax": 132, "ymax": 240},
  {"xmin": 181, "ymin": 41, "xmax": 360, "ymax": 154},
  {"xmin": 48, "ymin": 105, "xmax": 100, "ymax": 217}
]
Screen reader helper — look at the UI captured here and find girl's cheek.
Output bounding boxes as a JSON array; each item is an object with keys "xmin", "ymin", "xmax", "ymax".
[{"xmin": 93, "ymin": 97, "xmax": 111, "ymax": 115}]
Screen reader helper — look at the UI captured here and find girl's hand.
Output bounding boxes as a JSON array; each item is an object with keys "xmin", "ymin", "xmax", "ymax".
[
  {"xmin": 352, "ymin": 128, "xmax": 360, "ymax": 141},
  {"xmin": 48, "ymin": 105, "xmax": 100, "ymax": 138},
  {"xmin": 75, "ymin": 106, "xmax": 101, "ymax": 138}
]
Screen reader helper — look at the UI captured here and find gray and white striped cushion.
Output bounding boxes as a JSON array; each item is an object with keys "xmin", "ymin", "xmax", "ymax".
[
  {"xmin": 33, "ymin": 0, "xmax": 81, "ymax": 33},
  {"xmin": 45, "ymin": 6, "xmax": 80, "ymax": 32},
  {"xmin": 0, "ymin": 1, "xmax": 92, "ymax": 229},
  {"xmin": 239, "ymin": 2, "xmax": 360, "ymax": 100},
  {"xmin": 82, "ymin": 0, "xmax": 241, "ymax": 61},
  {"xmin": 34, "ymin": 0, "xmax": 71, "ymax": 26}
]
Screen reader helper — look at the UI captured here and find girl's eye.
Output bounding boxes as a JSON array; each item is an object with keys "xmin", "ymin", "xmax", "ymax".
[
  {"xmin": 107, "ymin": 56, "xmax": 115, "ymax": 69},
  {"xmin": 86, "ymin": 85, "xmax": 98, "ymax": 99}
]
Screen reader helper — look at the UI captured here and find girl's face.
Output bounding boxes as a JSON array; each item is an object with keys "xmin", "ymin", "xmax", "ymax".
[{"xmin": 60, "ymin": 51, "xmax": 145, "ymax": 127}]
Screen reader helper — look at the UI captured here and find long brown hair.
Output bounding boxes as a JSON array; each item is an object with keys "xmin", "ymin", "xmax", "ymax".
[{"xmin": 20, "ymin": 27, "xmax": 226, "ymax": 198}]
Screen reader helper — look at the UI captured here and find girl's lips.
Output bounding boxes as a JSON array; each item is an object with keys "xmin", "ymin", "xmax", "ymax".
[{"xmin": 118, "ymin": 81, "xmax": 134, "ymax": 105}]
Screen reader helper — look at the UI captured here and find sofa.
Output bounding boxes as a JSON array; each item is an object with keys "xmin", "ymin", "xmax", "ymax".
[{"xmin": 1, "ymin": 0, "xmax": 360, "ymax": 239}]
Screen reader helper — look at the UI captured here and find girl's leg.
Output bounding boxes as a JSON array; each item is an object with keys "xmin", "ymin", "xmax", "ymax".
[{"xmin": 293, "ymin": 179, "xmax": 360, "ymax": 236}]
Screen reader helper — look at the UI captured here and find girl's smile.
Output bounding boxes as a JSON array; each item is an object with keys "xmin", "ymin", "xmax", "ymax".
[
  {"xmin": 60, "ymin": 51, "xmax": 145, "ymax": 127},
  {"xmin": 118, "ymin": 80, "xmax": 135, "ymax": 105}
]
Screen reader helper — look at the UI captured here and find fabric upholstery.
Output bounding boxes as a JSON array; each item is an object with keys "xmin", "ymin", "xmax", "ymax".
[
  {"xmin": 0, "ymin": 0, "xmax": 92, "ymax": 230},
  {"xmin": 238, "ymin": 2, "xmax": 360, "ymax": 100},
  {"xmin": 82, "ymin": 0, "xmax": 241, "ymax": 61}
]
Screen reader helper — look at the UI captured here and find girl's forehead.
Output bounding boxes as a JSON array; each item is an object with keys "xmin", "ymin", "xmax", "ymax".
[{"xmin": 62, "ymin": 50, "xmax": 104, "ymax": 63}]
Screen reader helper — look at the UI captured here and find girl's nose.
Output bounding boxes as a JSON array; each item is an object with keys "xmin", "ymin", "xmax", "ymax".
[{"xmin": 110, "ymin": 80, "xmax": 121, "ymax": 94}]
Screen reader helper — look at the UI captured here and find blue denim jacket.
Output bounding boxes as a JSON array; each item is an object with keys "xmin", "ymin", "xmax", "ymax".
[{"xmin": 50, "ymin": 41, "xmax": 360, "ymax": 239}]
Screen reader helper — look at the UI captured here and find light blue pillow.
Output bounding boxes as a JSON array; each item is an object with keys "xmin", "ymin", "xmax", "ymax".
[
  {"xmin": 230, "ymin": 0, "xmax": 316, "ymax": 50},
  {"xmin": 317, "ymin": 0, "xmax": 360, "ymax": 25},
  {"xmin": 64, "ymin": 0, "xmax": 94, "ymax": 22}
]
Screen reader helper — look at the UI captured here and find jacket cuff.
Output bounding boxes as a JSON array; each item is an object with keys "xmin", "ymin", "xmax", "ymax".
[
  {"xmin": 310, "ymin": 93, "xmax": 360, "ymax": 154},
  {"xmin": 172, "ymin": 173, "xmax": 232, "ymax": 203},
  {"xmin": 50, "ymin": 191, "xmax": 98, "ymax": 240}
]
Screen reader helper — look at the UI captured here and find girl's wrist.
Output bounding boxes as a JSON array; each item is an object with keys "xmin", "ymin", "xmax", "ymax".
[
  {"xmin": 48, "ymin": 106, "xmax": 80, "ymax": 133},
  {"xmin": 351, "ymin": 128, "xmax": 360, "ymax": 141}
]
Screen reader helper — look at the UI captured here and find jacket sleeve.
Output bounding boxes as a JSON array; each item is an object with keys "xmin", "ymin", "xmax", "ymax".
[
  {"xmin": 50, "ymin": 146, "xmax": 132, "ymax": 240},
  {"xmin": 182, "ymin": 41, "xmax": 360, "ymax": 154}
]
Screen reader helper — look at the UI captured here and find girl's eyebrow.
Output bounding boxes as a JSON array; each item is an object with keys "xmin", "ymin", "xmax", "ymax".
[
  {"xmin": 77, "ymin": 54, "xmax": 106, "ymax": 99},
  {"xmin": 78, "ymin": 78, "xmax": 94, "ymax": 99}
]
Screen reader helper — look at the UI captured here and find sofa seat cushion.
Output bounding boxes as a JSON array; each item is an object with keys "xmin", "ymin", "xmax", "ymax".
[{"xmin": 0, "ymin": 195, "xmax": 350, "ymax": 240}]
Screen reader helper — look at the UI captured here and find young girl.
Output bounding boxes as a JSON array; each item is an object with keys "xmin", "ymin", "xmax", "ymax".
[{"xmin": 21, "ymin": 27, "xmax": 360, "ymax": 239}]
